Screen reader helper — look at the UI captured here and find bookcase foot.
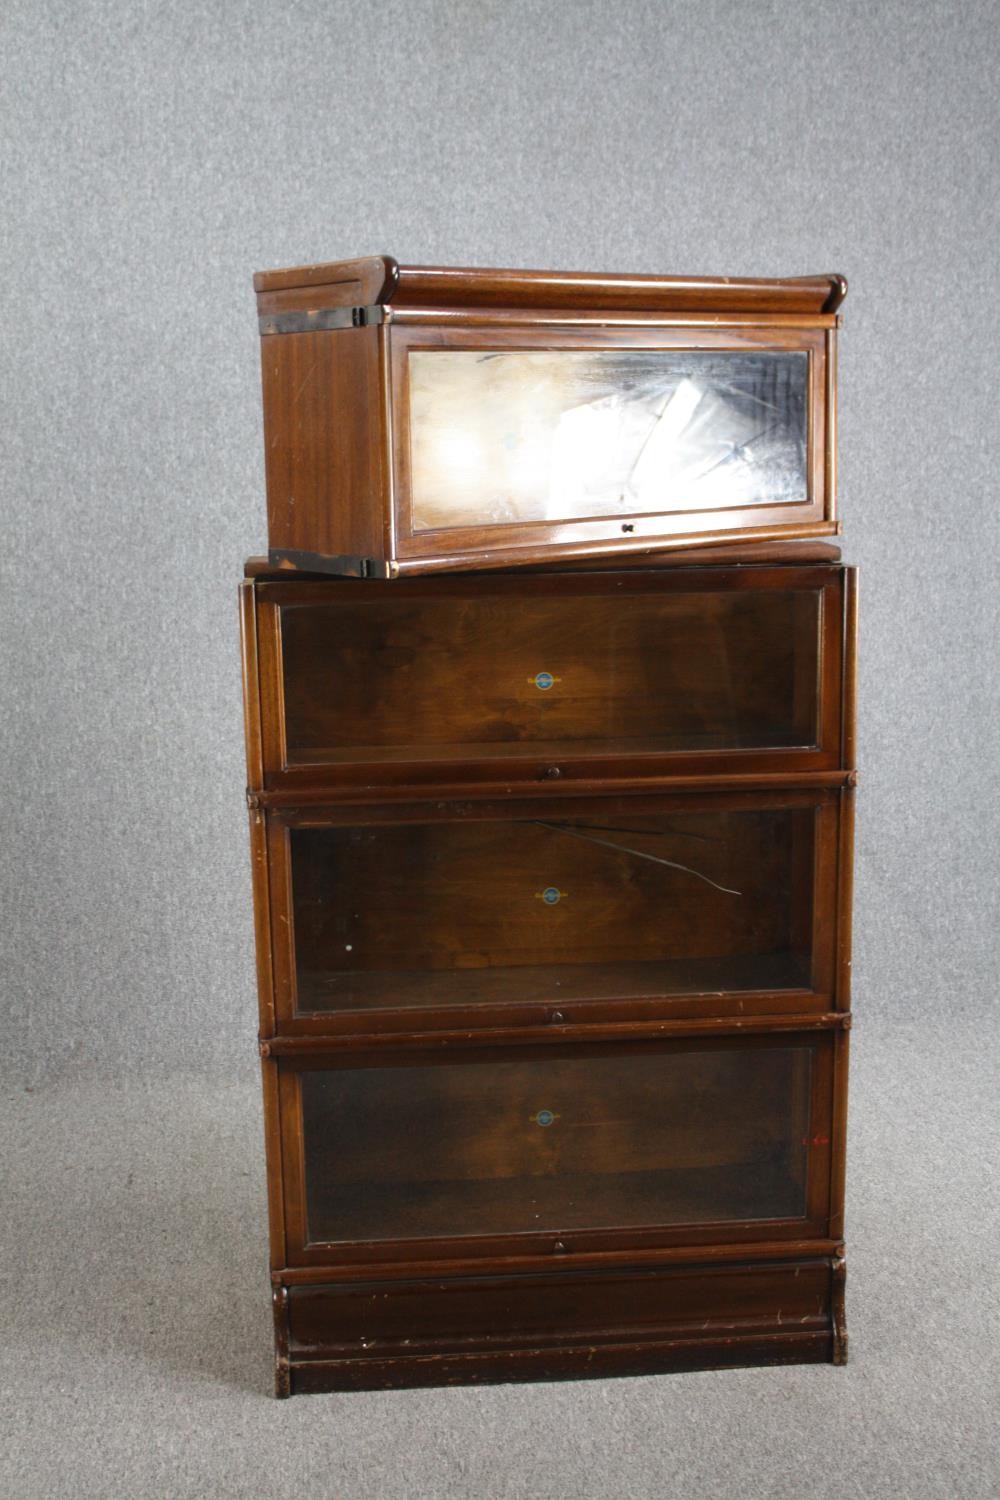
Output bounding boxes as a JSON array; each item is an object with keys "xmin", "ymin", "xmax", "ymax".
[{"xmin": 832, "ymin": 1251, "xmax": 848, "ymax": 1365}]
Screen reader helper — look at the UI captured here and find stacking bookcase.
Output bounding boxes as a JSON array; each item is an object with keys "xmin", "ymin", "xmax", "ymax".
[
  {"xmin": 240, "ymin": 541, "xmax": 856, "ymax": 1394},
  {"xmin": 252, "ymin": 258, "xmax": 847, "ymax": 577}
]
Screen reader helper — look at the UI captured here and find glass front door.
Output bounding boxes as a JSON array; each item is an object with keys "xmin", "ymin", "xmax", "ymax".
[
  {"xmin": 407, "ymin": 349, "xmax": 810, "ymax": 530},
  {"xmin": 294, "ymin": 1035, "xmax": 823, "ymax": 1249},
  {"xmin": 283, "ymin": 797, "xmax": 823, "ymax": 1017}
]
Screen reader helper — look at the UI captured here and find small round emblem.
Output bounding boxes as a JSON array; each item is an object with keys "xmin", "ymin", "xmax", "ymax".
[{"xmin": 534, "ymin": 671, "xmax": 555, "ymax": 690}]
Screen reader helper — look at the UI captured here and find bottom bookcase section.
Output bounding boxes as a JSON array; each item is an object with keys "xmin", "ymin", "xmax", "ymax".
[
  {"xmin": 275, "ymin": 1255, "xmax": 845, "ymax": 1394},
  {"xmin": 280, "ymin": 1033, "xmax": 835, "ymax": 1260}
]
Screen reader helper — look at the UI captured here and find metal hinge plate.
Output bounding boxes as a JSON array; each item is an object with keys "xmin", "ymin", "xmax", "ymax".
[{"xmin": 258, "ymin": 305, "xmax": 385, "ymax": 335}]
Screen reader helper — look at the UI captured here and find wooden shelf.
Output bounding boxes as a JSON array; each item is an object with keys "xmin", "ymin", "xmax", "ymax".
[{"xmin": 295, "ymin": 953, "xmax": 814, "ymax": 1015}]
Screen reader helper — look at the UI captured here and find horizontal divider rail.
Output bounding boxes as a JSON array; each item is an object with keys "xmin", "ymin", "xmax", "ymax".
[
  {"xmin": 261, "ymin": 1010, "xmax": 851, "ymax": 1056},
  {"xmin": 271, "ymin": 1238, "xmax": 846, "ymax": 1286},
  {"xmin": 248, "ymin": 768, "xmax": 858, "ymax": 807}
]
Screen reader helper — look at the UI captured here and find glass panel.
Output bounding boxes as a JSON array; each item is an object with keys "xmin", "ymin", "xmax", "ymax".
[
  {"xmin": 301, "ymin": 1043, "xmax": 813, "ymax": 1243},
  {"xmin": 280, "ymin": 589, "xmax": 820, "ymax": 766},
  {"xmin": 408, "ymin": 350, "xmax": 809, "ymax": 530},
  {"xmin": 290, "ymin": 806, "xmax": 816, "ymax": 1013}
]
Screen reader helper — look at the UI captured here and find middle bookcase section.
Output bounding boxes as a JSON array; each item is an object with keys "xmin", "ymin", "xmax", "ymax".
[
  {"xmin": 267, "ymin": 788, "xmax": 841, "ymax": 1035},
  {"xmin": 252, "ymin": 564, "xmax": 847, "ymax": 793}
]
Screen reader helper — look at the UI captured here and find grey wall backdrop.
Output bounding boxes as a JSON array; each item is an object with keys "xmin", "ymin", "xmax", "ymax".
[
  {"xmin": 2, "ymin": 0, "xmax": 997, "ymax": 1082},
  {"xmin": 4, "ymin": 5, "xmax": 1000, "ymax": 1498}
]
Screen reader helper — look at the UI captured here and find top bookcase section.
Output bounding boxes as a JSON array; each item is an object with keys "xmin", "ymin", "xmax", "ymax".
[{"xmin": 253, "ymin": 256, "xmax": 847, "ymax": 577}]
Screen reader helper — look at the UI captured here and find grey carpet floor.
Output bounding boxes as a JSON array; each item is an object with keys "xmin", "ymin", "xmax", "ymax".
[{"xmin": 3, "ymin": 1013, "xmax": 998, "ymax": 1500}]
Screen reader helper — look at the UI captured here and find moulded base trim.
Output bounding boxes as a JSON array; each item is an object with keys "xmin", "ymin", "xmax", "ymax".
[
  {"xmin": 274, "ymin": 1254, "xmax": 844, "ymax": 1395},
  {"xmin": 286, "ymin": 1329, "xmax": 834, "ymax": 1394}
]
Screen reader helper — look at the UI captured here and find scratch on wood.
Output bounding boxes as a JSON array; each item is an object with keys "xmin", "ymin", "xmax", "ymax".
[{"xmin": 292, "ymin": 361, "xmax": 318, "ymax": 405}]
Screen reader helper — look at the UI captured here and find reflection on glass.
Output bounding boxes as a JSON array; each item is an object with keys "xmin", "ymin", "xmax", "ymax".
[
  {"xmin": 279, "ymin": 589, "xmax": 820, "ymax": 766},
  {"xmin": 290, "ymin": 806, "xmax": 816, "ymax": 1013},
  {"xmin": 409, "ymin": 350, "xmax": 809, "ymax": 530},
  {"xmin": 301, "ymin": 1044, "xmax": 813, "ymax": 1243}
]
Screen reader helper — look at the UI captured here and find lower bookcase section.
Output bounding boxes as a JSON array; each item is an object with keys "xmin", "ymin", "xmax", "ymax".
[{"xmin": 275, "ymin": 1255, "xmax": 845, "ymax": 1394}]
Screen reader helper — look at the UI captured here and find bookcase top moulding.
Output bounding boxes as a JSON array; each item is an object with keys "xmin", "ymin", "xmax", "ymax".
[{"xmin": 253, "ymin": 255, "xmax": 848, "ymax": 317}]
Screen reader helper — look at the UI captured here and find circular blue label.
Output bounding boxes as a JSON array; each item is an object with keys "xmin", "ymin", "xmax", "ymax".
[
  {"xmin": 534, "ymin": 671, "xmax": 555, "ymax": 691},
  {"xmin": 536, "ymin": 1109, "xmax": 555, "ymax": 1127},
  {"xmin": 542, "ymin": 886, "xmax": 561, "ymax": 905}
]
